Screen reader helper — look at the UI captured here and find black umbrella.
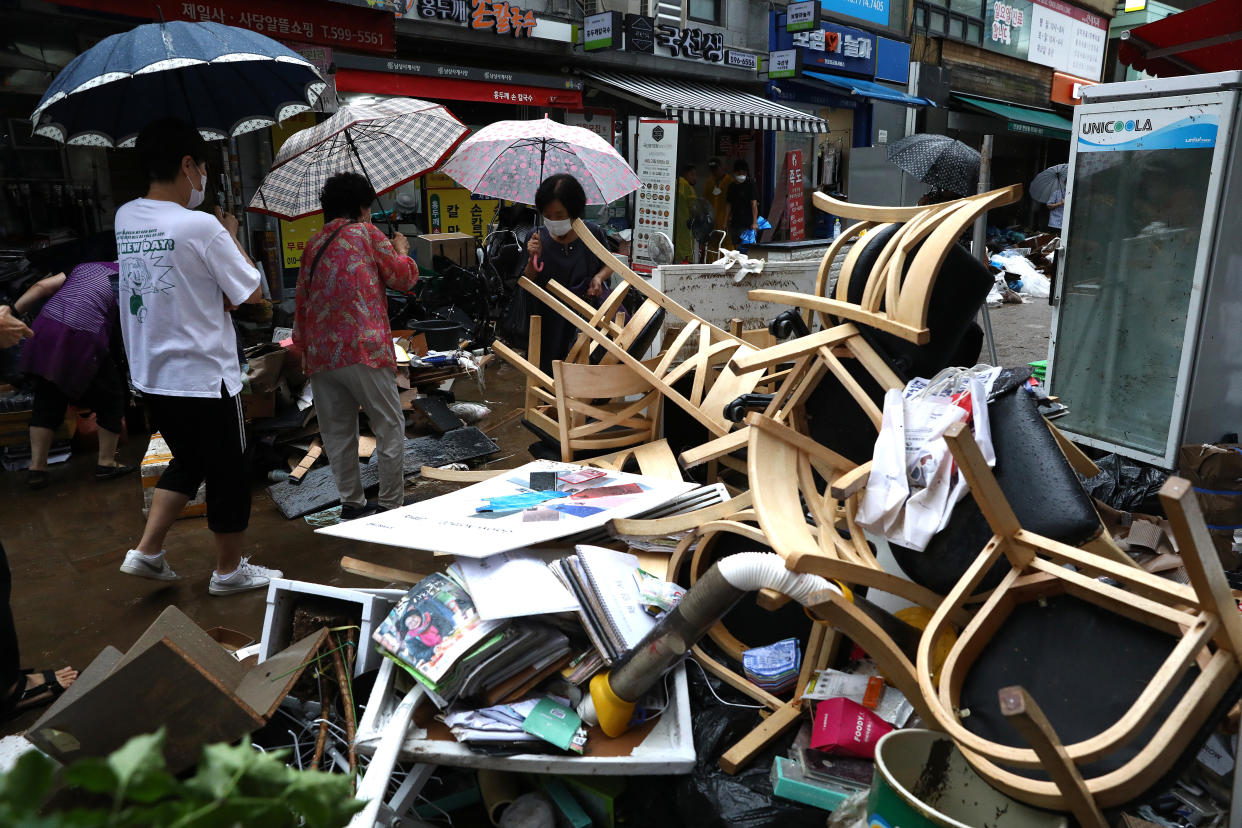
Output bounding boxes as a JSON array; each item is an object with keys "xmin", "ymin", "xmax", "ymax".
[{"xmin": 886, "ymin": 134, "xmax": 981, "ymax": 197}]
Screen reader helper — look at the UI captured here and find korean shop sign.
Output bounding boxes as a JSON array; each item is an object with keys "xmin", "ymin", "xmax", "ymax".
[
  {"xmin": 655, "ymin": 24, "xmax": 725, "ymax": 63},
  {"xmin": 984, "ymin": 0, "xmax": 1107, "ymax": 82},
  {"xmin": 726, "ymin": 50, "xmax": 760, "ymax": 72},
  {"xmin": 408, "ymin": 0, "xmax": 470, "ymax": 23},
  {"xmin": 786, "ymin": 0, "xmax": 820, "ymax": 32},
  {"xmin": 768, "ymin": 49, "xmax": 800, "ymax": 79},
  {"xmin": 583, "ymin": 11, "xmax": 621, "ymax": 50},
  {"xmin": 780, "ymin": 19, "xmax": 876, "ymax": 77},
  {"xmin": 624, "ymin": 14, "xmax": 656, "ymax": 53},
  {"xmin": 56, "ymin": 0, "xmax": 395, "ymax": 53},
  {"xmin": 820, "ymin": 0, "xmax": 890, "ymax": 28},
  {"xmin": 470, "ymin": 0, "xmax": 537, "ymax": 36}
]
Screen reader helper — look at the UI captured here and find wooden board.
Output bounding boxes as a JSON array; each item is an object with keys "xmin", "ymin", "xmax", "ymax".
[{"xmin": 265, "ymin": 427, "xmax": 500, "ymax": 519}]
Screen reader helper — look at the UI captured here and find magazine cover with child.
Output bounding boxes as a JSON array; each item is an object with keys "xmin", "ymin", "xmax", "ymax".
[{"xmin": 372, "ymin": 572, "xmax": 500, "ymax": 683}]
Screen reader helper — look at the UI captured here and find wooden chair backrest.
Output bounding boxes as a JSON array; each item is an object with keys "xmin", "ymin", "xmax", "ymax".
[
  {"xmin": 749, "ymin": 185, "xmax": 1023, "ymax": 346},
  {"xmin": 552, "ymin": 360, "xmax": 662, "ymax": 462}
]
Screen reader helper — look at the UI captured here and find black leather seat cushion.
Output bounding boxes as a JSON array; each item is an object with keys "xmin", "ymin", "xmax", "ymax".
[
  {"xmin": 958, "ymin": 592, "xmax": 1242, "ymax": 799},
  {"xmin": 890, "ymin": 382, "xmax": 1102, "ymax": 595}
]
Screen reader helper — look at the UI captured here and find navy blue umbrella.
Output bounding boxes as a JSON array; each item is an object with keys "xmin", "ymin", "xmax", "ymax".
[{"xmin": 31, "ymin": 21, "xmax": 325, "ymax": 147}]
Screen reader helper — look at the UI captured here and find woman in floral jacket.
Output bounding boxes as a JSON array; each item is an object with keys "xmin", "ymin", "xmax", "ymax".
[{"xmin": 293, "ymin": 173, "xmax": 417, "ymax": 520}]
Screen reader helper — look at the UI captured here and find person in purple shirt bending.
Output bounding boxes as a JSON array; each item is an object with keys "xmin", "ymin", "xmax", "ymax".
[{"xmin": 15, "ymin": 254, "xmax": 135, "ymax": 490}]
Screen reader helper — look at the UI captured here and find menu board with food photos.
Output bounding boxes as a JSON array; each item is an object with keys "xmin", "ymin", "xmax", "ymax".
[{"xmin": 633, "ymin": 118, "xmax": 679, "ymax": 268}]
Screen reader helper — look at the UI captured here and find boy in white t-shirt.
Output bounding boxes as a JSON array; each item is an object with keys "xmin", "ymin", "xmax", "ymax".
[{"xmin": 115, "ymin": 118, "xmax": 282, "ymax": 595}]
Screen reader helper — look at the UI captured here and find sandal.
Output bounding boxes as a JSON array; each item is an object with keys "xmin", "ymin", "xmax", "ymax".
[{"xmin": 2, "ymin": 668, "xmax": 74, "ymax": 721}]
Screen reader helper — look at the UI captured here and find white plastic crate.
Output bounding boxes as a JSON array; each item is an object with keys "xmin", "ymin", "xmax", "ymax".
[{"xmin": 258, "ymin": 579, "xmax": 405, "ymax": 677}]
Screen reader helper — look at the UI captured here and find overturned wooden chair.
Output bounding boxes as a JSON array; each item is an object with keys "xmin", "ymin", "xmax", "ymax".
[{"xmin": 915, "ymin": 422, "xmax": 1242, "ymax": 827}]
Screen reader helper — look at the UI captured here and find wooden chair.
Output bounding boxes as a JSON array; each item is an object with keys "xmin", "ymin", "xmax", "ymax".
[
  {"xmin": 550, "ymin": 359, "xmax": 662, "ymax": 462},
  {"xmin": 914, "ymin": 422, "xmax": 1242, "ymax": 826}
]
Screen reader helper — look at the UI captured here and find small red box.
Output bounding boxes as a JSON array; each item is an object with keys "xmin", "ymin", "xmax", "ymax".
[{"xmin": 810, "ymin": 697, "xmax": 893, "ymax": 759}]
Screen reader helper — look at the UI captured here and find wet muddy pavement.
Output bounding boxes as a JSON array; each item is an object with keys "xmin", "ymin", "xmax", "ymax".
[{"xmin": 0, "ymin": 360, "xmax": 534, "ymax": 737}]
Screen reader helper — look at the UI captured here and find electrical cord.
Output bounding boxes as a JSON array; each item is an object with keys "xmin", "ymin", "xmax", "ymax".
[{"xmin": 686, "ymin": 656, "xmax": 765, "ymax": 709}]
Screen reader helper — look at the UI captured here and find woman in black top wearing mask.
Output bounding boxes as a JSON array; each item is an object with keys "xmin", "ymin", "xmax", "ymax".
[{"xmin": 522, "ymin": 174, "xmax": 613, "ymax": 374}]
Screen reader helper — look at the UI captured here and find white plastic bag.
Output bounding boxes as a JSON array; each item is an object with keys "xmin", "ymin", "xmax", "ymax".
[{"xmin": 856, "ymin": 366, "xmax": 998, "ymax": 551}]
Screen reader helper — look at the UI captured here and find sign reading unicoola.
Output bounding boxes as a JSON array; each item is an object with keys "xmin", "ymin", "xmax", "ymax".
[{"xmin": 583, "ymin": 11, "xmax": 621, "ymax": 50}]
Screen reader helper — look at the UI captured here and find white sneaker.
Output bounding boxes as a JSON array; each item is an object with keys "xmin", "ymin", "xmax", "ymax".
[
  {"xmin": 209, "ymin": 557, "xmax": 283, "ymax": 596},
  {"xmin": 119, "ymin": 549, "xmax": 179, "ymax": 581}
]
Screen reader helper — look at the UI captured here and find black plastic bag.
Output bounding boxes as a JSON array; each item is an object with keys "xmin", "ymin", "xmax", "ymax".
[
  {"xmin": 1081, "ymin": 453, "xmax": 1169, "ymax": 516},
  {"xmin": 620, "ymin": 655, "xmax": 825, "ymax": 828}
]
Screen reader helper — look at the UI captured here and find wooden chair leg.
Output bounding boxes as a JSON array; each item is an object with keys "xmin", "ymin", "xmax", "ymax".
[{"xmin": 999, "ymin": 685, "xmax": 1108, "ymax": 828}]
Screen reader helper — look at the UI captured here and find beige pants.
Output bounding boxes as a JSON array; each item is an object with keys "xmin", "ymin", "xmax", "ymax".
[{"xmin": 311, "ymin": 364, "xmax": 406, "ymax": 510}]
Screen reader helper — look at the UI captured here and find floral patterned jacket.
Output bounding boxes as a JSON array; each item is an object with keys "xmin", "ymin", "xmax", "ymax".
[{"xmin": 293, "ymin": 218, "xmax": 418, "ymax": 376}]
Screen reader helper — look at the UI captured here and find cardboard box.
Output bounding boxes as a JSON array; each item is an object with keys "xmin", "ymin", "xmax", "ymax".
[
  {"xmin": 241, "ymin": 390, "xmax": 275, "ymax": 420},
  {"xmin": 141, "ymin": 433, "xmax": 207, "ymax": 518},
  {"xmin": 414, "ymin": 232, "xmax": 477, "ymax": 270},
  {"xmin": 28, "ymin": 606, "xmax": 326, "ymax": 773}
]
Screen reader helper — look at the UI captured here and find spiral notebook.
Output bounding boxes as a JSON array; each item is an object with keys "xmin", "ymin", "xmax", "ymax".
[{"xmin": 550, "ymin": 545, "xmax": 658, "ymax": 664}]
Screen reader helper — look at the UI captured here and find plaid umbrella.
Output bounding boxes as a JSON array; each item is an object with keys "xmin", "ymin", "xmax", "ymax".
[
  {"xmin": 886, "ymin": 134, "xmax": 981, "ymax": 197},
  {"xmin": 439, "ymin": 117, "xmax": 640, "ymax": 205},
  {"xmin": 249, "ymin": 97, "xmax": 468, "ymax": 220},
  {"xmin": 1029, "ymin": 163, "xmax": 1068, "ymax": 203}
]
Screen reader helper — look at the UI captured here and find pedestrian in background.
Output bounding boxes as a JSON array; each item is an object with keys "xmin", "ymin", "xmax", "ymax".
[
  {"xmin": 703, "ymin": 158, "xmax": 734, "ymax": 233},
  {"xmin": 15, "ymin": 252, "xmax": 134, "ymax": 490},
  {"xmin": 114, "ymin": 117, "xmax": 280, "ymax": 596},
  {"xmin": 292, "ymin": 172, "xmax": 418, "ymax": 520},
  {"xmin": 675, "ymin": 163, "xmax": 697, "ymax": 263},
  {"xmin": 725, "ymin": 159, "xmax": 758, "ymax": 246},
  {"xmin": 1047, "ymin": 187, "xmax": 1065, "ymax": 235}
]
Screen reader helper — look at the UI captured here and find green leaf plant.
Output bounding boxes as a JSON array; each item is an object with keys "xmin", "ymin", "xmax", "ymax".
[{"xmin": 0, "ymin": 728, "xmax": 363, "ymax": 828}]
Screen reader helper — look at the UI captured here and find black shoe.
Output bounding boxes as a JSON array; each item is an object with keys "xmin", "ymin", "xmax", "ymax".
[
  {"xmin": 340, "ymin": 500, "xmax": 379, "ymax": 521},
  {"xmin": 26, "ymin": 470, "xmax": 49, "ymax": 490},
  {"xmin": 96, "ymin": 463, "xmax": 137, "ymax": 481}
]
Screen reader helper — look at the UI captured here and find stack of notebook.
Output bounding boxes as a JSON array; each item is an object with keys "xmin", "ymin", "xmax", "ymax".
[
  {"xmin": 547, "ymin": 545, "xmax": 660, "ymax": 665},
  {"xmin": 373, "ymin": 572, "xmax": 573, "ymax": 708}
]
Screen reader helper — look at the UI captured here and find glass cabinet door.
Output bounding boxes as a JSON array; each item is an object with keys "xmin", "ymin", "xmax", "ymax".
[{"xmin": 1049, "ymin": 117, "xmax": 1216, "ymax": 458}]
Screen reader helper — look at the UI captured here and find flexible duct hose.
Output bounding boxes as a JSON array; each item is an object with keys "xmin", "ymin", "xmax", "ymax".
[{"xmin": 580, "ymin": 553, "xmax": 843, "ymax": 734}]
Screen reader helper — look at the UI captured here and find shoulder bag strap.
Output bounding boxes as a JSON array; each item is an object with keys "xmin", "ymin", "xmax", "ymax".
[{"xmin": 307, "ymin": 221, "xmax": 355, "ymax": 286}]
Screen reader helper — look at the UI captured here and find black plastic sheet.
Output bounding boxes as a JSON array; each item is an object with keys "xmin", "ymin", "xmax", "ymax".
[{"xmin": 1081, "ymin": 453, "xmax": 1170, "ymax": 516}]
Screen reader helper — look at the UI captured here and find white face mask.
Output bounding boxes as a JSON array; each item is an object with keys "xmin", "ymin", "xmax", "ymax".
[
  {"xmin": 712, "ymin": 187, "xmax": 722, "ymax": 196},
  {"xmin": 734, "ymin": 174, "xmax": 747, "ymax": 184},
  {"xmin": 544, "ymin": 217, "xmax": 573, "ymax": 238},
  {"xmin": 186, "ymin": 167, "xmax": 206, "ymax": 209}
]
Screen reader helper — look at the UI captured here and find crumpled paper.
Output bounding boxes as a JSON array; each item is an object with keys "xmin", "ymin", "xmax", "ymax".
[{"xmin": 711, "ymin": 247, "xmax": 766, "ymax": 282}]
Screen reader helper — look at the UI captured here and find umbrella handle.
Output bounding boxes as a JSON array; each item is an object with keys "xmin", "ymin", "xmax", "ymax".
[{"xmin": 531, "ymin": 253, "xmax": 544, "ymax": 273}]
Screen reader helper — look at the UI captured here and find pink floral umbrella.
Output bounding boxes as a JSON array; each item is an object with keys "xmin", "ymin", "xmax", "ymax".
[{"xmin": 439, "ymin": 116, "xmax": 640, "ymax": 206}]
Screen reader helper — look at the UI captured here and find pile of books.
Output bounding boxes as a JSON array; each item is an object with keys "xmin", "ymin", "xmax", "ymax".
[{"xmin": 372, "ymin": 572, "xmax": 573, "ymax": 708}]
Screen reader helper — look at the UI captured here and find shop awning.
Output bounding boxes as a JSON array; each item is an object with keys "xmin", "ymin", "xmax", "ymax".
[
  {"xmin": 802, "ymin": 71, "xmax": 935, "ymax": 107},
  {"xmin": 583, "ymin": 71, "xmax": 829, "ymax": 133},
  {"xmin": 952, "ymin": 94, "xmax": 1072, "ymax": 140},
  {"xmin": 1119, "ymin": 0, "xmax": 1242, "ymax": 77}
]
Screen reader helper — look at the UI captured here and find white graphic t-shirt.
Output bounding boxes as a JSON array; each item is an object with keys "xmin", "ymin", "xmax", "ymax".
[{"xmin": 115, "ymin": 198, "xmax": 261, "ymax": 398}]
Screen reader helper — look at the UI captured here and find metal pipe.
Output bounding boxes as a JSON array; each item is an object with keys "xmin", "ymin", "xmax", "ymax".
[{"xmin": 973, "ymin": 134, "xmax": 998, "ymax": 365}]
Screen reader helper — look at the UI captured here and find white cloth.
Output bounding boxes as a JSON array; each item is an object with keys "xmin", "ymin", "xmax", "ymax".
[{"xmin": 115, "ymin": 198, "xmax": 261, "ymax": 398}]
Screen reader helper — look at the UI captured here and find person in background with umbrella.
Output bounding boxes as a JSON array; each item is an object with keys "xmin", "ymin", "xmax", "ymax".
[
  {"xmin": 115, "ymin": 118, "xmax": 280, "ymax": 597},
  {"xmin": 522, "ymin": 174, "xmax": 613, "ymax": 374},
  {"xmin": 292, "ymin": 172, "xmax": 418, "ymax": 520},
  {"xmin": 1046, "ymin": 187, "xmax": 1065, "ymax": 236},
  {"xmin": 725, "ymin": 159, "xmax": 759, "ymax": 246}
]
